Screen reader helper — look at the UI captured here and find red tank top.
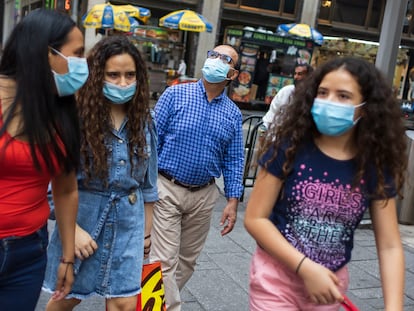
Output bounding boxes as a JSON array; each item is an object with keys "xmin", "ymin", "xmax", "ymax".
[{"xmin": 0, "ymin": 101, "xmax": 61, "ymax": 238}]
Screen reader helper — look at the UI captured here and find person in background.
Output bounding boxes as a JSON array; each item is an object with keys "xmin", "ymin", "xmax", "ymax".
[
  {"xmin": 150, "ymin": 44, "xmax": 244, "ymax": 311},
  {"xmin": 245, "ymin": 57, "xmax": 406, "ymax": 310},
  {"xmin": 0, "ymin": 8, "xmax": 86, "ymax": 309},
  {"xmin": 43, "ymin": 35, "xmax": 158, "ymax": 311},
  {"xmin": 177, "ymin": 59, "xmax": 187, "ymax": 76},
  {"xmin": 253, "ymin": 51, "xmax": 270, "ymax": 101},
  {"xmin": 407, "ymin": 67, "xmax": 414, "ymax": 101},
  {"xmin": 261, "ymin": 63, "xmax": 313, "ymax": 130}
]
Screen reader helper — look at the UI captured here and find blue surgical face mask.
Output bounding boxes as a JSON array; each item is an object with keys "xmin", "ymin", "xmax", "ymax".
[
  {"xmin": 103, "ymin": 81, "xmax": 136, "ymax": 104},
  {"xmin": 311, "ymin": 98, "xmax": 365, "ymax": 136},
  {"xmin": 201, "ymin": 58, "xmax": 231, "ymax": 83},
  {"xmin": 51, "ymin": 48, "xmax": 89, "ymax": 97}
]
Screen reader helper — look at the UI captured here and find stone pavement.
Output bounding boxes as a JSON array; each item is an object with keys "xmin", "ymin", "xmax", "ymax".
[{"xmin": 36, "ymin": 186, "xmax": 414, "ymax": 311}]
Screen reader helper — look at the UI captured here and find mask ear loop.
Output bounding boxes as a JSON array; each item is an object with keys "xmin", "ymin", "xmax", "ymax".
[
  {"xmin": 226, "ymin": 67, "xmax": 238, "ymax": 82},
  {"xmin": 49, "ymin": 47, "xmax": 67, "ymax": 60},
  {"xmin": 225, "ymin": 70, "xmax": 237, "ymax": 86},
  {"xmin": 353, "ymin": 101, "xmax": 366, "ymax": 124},
  {"xmin": 49, "ymin": 47, "xmax": 69, "ymax": 75},
  {"xmin": 355, "ymin": 101, "xmax": 366, "ymax": 108}
]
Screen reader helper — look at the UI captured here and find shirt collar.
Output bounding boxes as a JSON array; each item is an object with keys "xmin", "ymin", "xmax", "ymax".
[
  {"xmin": 197, "ymin": 79, "xmax": 226, "ymax": 102},
  {"xmin": 110, "ymin": 117, "xmax": 128, "ymax": 138}
]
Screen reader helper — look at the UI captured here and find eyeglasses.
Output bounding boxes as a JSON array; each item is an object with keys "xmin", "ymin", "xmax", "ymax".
[{"xmin": 207, "ymin": 50, "xmax": 234, "ymax": 65}]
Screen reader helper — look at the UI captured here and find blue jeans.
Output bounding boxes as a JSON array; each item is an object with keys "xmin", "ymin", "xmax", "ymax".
[{"xmin": 0, "ymin": 225, "xmax": 48, "ymax": 311}]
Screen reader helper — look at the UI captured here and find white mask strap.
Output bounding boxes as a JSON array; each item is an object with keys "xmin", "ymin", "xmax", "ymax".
[{"xmin": 51, "ymin": 48, "xmax": 68, "ymax": 61}]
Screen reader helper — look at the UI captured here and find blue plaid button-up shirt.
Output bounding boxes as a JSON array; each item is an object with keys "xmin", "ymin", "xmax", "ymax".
[{"xmin": 155, "ymin": 79, "xmax": 244, "ymax": 199}]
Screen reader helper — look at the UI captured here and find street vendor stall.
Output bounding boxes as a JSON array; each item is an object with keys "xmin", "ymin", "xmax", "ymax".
[
  {"xmin": 128, "ymin": 25, "xmax": 184, "ymax": 98},
  {"xmin": 223, "ymin": 25, "xmax": 315, "ymax": 109}
]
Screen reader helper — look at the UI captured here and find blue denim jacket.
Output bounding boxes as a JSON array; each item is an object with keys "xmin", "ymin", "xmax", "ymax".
[{"xmin": 43, "ymin": 115, "xmax": 158, "ymax": 298}]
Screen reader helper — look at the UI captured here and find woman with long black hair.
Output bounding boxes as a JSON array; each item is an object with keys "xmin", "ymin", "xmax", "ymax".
[{"xmin": 0, "ymin": 8, "xmax": 87, "ymax": 310}]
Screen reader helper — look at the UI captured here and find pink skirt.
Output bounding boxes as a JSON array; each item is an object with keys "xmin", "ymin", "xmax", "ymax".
[{"xmin": 249, "ymin": 246, "xmax": 349, "ymax": 311}]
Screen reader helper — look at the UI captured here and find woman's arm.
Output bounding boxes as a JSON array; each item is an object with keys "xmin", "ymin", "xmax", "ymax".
[
  {"xmin": 244, "ymin": 168, "xmax": 313, "ymax": 272},
  {"xmin": 370, "ymin": 198, "xmax": 405, "ymax": 311},
  {"xmin": 144, "ymin": 202, "xmax": 154, "ymax": 238},
  {"xmin": 143, "ymin": 117, "xmax": 158, "ymax": 259},
  {"xmin": 144, "ymin": 202, "xmax": 154, "ymax": 259},
  {"xmin": 244, "ymin": 168, "xmax": 344, "ymax": 304},
  {"xmin": 49, "ymin": 171, "xmax": 78, "ymax": 300}
]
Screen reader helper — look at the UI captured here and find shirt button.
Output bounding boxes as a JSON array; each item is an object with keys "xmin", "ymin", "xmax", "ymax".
[
  {"xmin": 119, "ymin": 160, "xmax": 126, "ymax": 165},
  {"xmin": 118, "ymin": 139, "xmax": 123, "ymax": 143}
]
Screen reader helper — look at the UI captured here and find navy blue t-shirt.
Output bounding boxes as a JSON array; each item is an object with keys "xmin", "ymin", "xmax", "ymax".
[{"xmin": 259, "ymin": 140, "xmax": 396, "ymax": 271}]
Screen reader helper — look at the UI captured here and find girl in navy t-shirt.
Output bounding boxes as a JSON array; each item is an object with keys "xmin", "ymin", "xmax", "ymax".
[{"xmin": 245, "ymin": 57, "xmax": 406, "ymax": 311}]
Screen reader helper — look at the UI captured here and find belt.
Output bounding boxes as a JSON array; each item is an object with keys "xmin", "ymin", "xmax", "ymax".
[{"xmin": 159, "ymin": 170, "xmax": 215, "ymax": 192}]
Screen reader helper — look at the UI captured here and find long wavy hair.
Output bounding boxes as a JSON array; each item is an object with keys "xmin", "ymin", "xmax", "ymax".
[
  {"xmin": 0, "ymin": 8, "xmax": 80, "ymax": 174},
  {"xmin": 76, "ymin": 35, "xmax": 151, "ymax": 184},
  {"xmin": 260, "ymin": 57, "xmax": 407, "ymax": 199}
]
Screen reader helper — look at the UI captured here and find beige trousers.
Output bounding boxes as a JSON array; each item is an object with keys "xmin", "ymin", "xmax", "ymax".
[{"xmin": 150, "ymin": 174, "xmax": 220, "ymax": 311}]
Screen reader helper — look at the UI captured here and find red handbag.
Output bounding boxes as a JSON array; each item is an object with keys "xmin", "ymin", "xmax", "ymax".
[{"xmin": 341, "ymin": 295, "xmax": 359, "ymax": 311}]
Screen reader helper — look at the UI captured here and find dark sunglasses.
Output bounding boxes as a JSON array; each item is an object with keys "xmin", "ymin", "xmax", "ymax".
[{"xmin": 207, "ymin": 50, "xmax": 234, "ymax": 65}]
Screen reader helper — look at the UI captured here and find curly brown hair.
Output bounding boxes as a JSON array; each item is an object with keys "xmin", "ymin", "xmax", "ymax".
[
  {"xmin": 76, "ymin": 35, "xmax": 151, "ymax": 185},
  {"xmin": 260, "ymin": 57, "xmax": 407, "ymax": 199}
]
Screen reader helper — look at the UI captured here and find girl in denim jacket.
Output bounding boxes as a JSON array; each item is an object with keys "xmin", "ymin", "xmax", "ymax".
[{"xmin": 43, "ymin": 35, "xmax": 158, "ymax": 311}]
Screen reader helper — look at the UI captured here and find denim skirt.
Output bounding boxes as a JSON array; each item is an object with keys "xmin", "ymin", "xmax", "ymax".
[{"xmin": 43, "ymin": 189, "xmax": 145, "ymax": 299}]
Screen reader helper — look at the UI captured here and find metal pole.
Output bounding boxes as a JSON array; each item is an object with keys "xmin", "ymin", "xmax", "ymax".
[
  {"xmin": 300, "ymin": 0, "xmax": 319, "ymax": 27},
  {"xmin": 71, "ymin": 0, "xmax": 79, "ymax": 23},
  {"xmin": 375, "ymin": 0, "xmax": 408, "ymax": 84}
]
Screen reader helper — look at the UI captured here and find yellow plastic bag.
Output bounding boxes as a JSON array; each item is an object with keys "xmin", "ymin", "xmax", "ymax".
[
  {"xmin": 140, "ymin": 262, "xmax": 166, "ymax": 311},
  {"xmin": 105, "ymin": 262, "xmax": 166, "ymax": 311}
]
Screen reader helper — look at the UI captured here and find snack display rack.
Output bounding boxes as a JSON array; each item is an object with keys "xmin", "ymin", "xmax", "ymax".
[{"xmin": 127, "ymin": 25, "xmax": 184, "ymax": 98}]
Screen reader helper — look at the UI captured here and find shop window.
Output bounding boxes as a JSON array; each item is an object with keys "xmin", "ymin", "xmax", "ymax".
[
  {"xmin": 21, "ymin": 0, "xmax": 42, "ymax": 16},
  {"xmin": 31, "ymin": 1, "xmax": 42, "ymax": 10},
  {"xmin": 403, "ymin": 0, "xmax": 414, "ymax": 35},
  {"xmin": 368, "ymin": 0, "xmax": 384, "ymax": 28},
  {"xmin": 319, "ymin": 1, "xmax": 332, "ymax": 20},
  {"xmin": 283, "ymin": 0, "xmax": 296, "ymax": 14},
  {"xmin": 22, "ymin": 5, "xmax": 30, "ymax": 17},
  {"xmin": 333, "ymin": 0, "xmax": 368, "ymax": 26},
  {"xmin": 319, "ymin": 0, "xmax": 385, "ymax": 30},
  {"xmin": 224, "ymin": 0, "xmax": 297, "ymax": 14},
  {"xmin": 240, "ymin": 0, "xmax": 280, "ymax": 11}
]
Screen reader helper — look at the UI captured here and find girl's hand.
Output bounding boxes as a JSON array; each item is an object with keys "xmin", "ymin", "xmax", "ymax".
[
  {"xmin": 298, "ymin": 258, "xmax": 344, "ymax": 305},
  {"xmin": 75, "ymin": 225, "xmax": 98, "ymax": 260},
  {"xmin": 51, "ymin": 260, "xmax": 74, "ymax": 301}
]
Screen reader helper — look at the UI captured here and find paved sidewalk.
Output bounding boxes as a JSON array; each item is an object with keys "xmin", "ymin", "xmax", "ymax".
[{"xmin": 36, "ymin": 188, "xmax": 414, "ymax": 311}]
